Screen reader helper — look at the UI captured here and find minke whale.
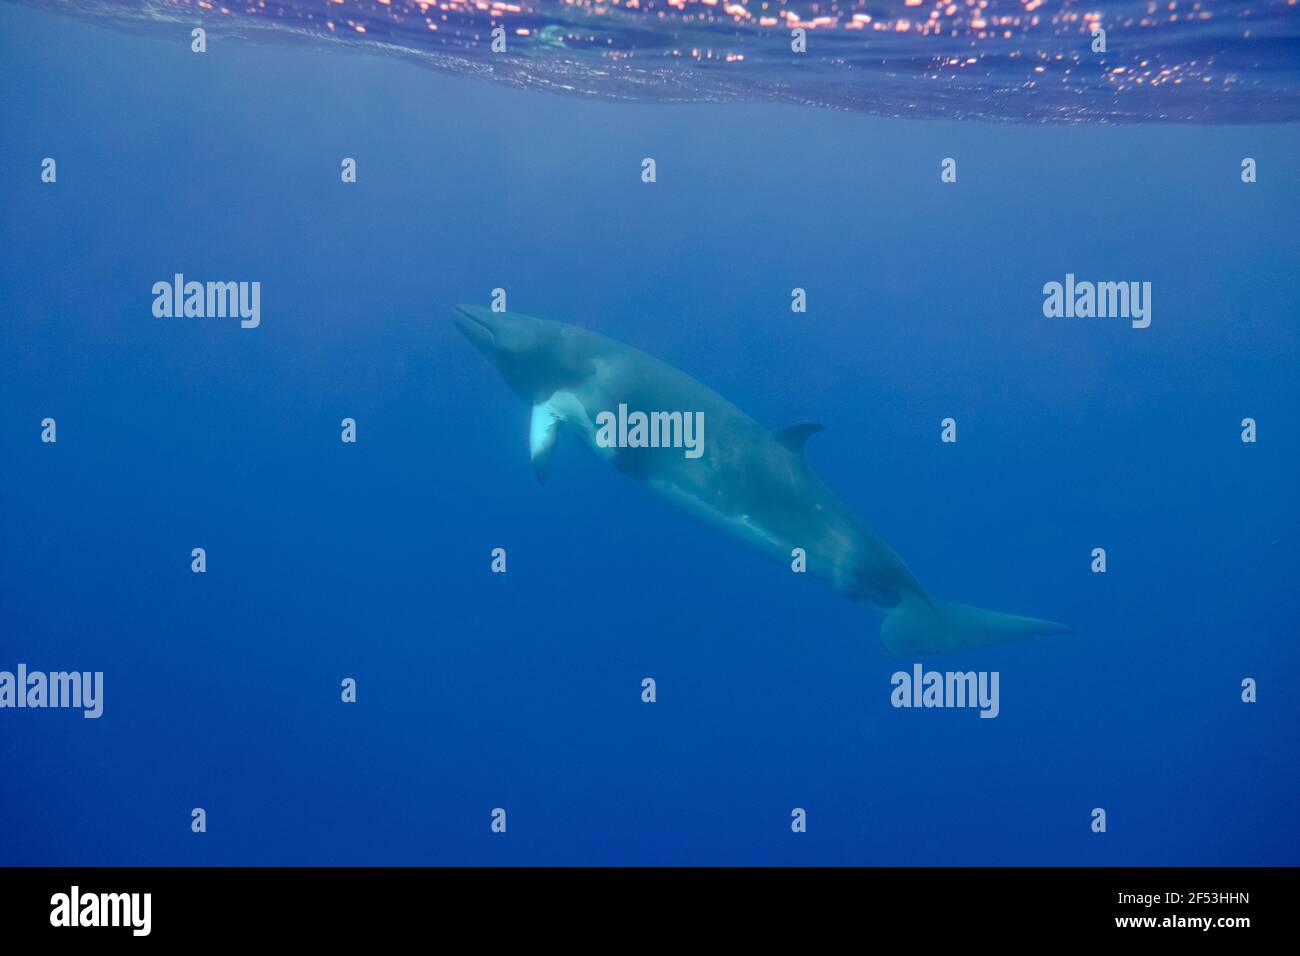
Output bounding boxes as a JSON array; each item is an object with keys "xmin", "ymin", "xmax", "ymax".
[{"xmin": 455, "ymin": 304, "xmax": 1067, "ymax": 656}]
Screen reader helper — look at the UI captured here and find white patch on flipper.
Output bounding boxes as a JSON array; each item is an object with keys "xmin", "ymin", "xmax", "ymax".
[
  {"xmin": 530, "ymin": 403, "xmax": 560, "ymax": 465},
  {"xmin": 538, "ymin": 390, "xmax": 614, "ymax": 461},
  {"xmin": 530, "ymin": 391, "xmax": 613, "ymax": 482}
]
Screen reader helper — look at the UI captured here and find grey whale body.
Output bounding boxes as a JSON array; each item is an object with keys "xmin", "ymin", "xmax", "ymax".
[{"xmin": 455, "ymin": 304, "xmax": 1066, "ymax": 655}]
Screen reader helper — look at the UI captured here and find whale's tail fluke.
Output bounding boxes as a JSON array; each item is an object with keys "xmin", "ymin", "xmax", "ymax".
[{"xmin": 881, "ymin": 594, "xmax": 1068, "ymax": 656}]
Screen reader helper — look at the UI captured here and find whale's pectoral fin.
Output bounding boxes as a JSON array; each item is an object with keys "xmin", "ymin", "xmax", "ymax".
[
  {"xmin": 881, "ymin": 595, "xmax": 1068, "ymax": 655},
  {"xmin": 773, "ymin": 421, "xmax": 825, "ymax": 453},
  {"xmin": 529, "ymin": 403, "xmax": 561, "ymax": 484}
]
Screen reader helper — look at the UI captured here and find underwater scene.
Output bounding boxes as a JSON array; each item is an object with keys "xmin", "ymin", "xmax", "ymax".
[{"xmin": 1, "ymin": 0, "xmax": 1297, "ymax": 865}]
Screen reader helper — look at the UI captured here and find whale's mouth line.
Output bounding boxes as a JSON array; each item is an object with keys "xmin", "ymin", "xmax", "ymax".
[{"xmin": 454, "ymin": 306, "xmax": 497, "ymax": 347}]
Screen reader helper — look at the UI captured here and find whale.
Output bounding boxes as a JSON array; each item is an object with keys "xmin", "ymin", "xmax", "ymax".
[{"xmin": 454, "ymin": 304, "xmax": 1067, "ymax": 656}]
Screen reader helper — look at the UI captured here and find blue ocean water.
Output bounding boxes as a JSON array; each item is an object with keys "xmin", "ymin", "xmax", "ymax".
[{"xmin": 0, "ymin": 1, "xmax": 1297, "ymax": 866}]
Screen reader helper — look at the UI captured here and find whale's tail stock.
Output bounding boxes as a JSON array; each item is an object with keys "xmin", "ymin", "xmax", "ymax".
[{"xmin": 880, "ymin": 593, "xmax": 1068, "ymax": 656}]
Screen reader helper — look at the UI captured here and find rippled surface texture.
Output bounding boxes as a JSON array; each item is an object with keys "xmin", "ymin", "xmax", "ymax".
[{"xmin": 15, "ymin": 0, "xmax": 1300, "ymax": 122}]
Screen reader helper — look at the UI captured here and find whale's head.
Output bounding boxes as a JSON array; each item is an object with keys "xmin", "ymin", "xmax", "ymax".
[{"xmin": 454, "ymin": 304, "xmax": 591, "ymax": 402}]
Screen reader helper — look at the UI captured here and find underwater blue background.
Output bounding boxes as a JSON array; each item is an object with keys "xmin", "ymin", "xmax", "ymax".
[{"xmin": 1, "ymin": 2, "xmax": 1297, "ymax": 865}]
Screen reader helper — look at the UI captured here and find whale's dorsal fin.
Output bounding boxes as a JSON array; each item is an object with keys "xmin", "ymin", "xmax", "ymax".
[
  {"xmin": 530, "ymin": 403, "xmax": 561, "ymax": 483},
  {"xmin": 773, "ymin": 421, "xmax": 824, "ymax": 454}
]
